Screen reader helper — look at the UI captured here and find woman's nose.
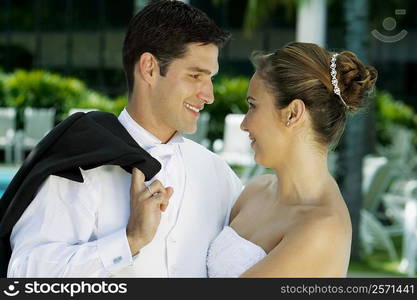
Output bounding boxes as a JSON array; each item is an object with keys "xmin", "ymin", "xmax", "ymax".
[{"xmin": 240, "ymin": 116, "xmax": 248, "ymax": 131}]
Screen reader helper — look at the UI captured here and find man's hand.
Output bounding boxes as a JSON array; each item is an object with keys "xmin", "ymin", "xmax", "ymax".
[{"xmin": 126, "ymin": 168, "xmax": 173, "ymax": 256}]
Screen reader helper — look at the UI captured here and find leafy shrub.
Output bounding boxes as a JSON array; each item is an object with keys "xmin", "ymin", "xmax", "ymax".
[
  {"xmin": 3, "ymin": 70, "xmax": 87, "ymax": 126},
  {"xmin": 0, "ymin": 71, "xmax": 6, "ymax": 107},
  {"xmin": 0, "ymin": 69, "xmax": 126, "ymax": 128},
  {"xmin": 375, "ymin": 91, "xmax": 417, "ymax": 146},
  {"xmin": 207, "ymin": 76, "xmax": 249, "ymax": 141},
  {"xmin": 2, "ymin": 70, "xmax": 415, "ymax": 152}
]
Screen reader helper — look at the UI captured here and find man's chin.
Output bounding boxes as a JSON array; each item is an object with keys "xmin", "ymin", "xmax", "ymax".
[{"xmin": 180, "ymin": 125, "xmax": 198, "ymax": 135}]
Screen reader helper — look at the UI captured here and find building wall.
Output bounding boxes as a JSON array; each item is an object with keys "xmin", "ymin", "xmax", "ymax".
[{"xmin": 6, "ymin": 29, "xmax": 417, "ymax": 69}]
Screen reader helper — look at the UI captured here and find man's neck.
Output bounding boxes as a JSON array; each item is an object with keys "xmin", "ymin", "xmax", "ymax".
[{"xmin": 126, "ymin": 102, "xmax": 176, "ymax": 144}]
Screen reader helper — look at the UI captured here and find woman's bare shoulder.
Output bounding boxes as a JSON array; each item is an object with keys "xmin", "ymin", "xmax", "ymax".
[
  {"xmin": 240, "ymin": 206, "xmax": 352, "ymax": 277},
  {"xmin": 289, "ymin": 204, "xmax": 352, "ymax": 249},
  {"xmin": 241, "ymin": 212, "xmax": 352, "ymax": 277}
]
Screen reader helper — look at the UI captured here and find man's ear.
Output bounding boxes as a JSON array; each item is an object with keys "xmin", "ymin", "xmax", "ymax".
[
  {"xmin": 285, "ymin": 99, "xmax": 305, "ymax": 127},
  {"xmin": 134, "ymin": 52, "xmax": 159, "ymax": 86}
]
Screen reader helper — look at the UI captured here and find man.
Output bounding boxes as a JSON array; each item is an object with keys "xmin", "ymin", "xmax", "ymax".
[{"xmin": 7, "ymin": 0, "xmax": 242, "ymax": 277}]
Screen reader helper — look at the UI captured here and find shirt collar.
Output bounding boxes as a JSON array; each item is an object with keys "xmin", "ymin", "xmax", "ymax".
[{"xmin": 118, "ymin": 108, "xmax": 184, "ymax": 151}]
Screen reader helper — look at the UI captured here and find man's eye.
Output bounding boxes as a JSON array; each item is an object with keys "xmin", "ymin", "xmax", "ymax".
[
  {"xmin": 190, "ymin": 74, "xmax": 200, "ymax": 80},
  {"xmin": 248, "ymin": 102, "xmax": 255, "ymax": 109}
]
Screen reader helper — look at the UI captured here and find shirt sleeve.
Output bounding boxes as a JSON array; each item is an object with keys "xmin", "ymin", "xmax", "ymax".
[
  {"xmin": 211, "ymin": 155, "xmax": 244, "ymax": 227},
  {"xmin": 7, "ymin": 173, "xmax": 134, "ymax": 278},
  {"xmin": 224, "ymin": 165, "xmax": 244, "ymax": 227}
]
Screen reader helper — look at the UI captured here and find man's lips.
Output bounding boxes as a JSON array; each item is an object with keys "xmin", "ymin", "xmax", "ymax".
[{"xmin": 184, "ymin": 102, "xmax": 203, "ymax": 113}]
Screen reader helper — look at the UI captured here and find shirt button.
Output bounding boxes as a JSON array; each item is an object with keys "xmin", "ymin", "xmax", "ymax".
[{"xmin": 113, "ymin": 256, "xmax": 122, "ymax": 264}]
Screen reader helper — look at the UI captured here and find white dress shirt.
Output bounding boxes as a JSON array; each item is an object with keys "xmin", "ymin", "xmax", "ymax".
[{"xmin": 8, "ymin": 108, "xmax": 243, "ymax": 277}]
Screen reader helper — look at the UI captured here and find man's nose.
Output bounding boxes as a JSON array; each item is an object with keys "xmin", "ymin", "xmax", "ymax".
[{"xmin": 197, "ymin": 79, "xmax": 214, "ymax": 104}]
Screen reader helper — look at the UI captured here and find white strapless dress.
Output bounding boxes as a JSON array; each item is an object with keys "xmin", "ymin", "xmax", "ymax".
[{"xmin": 207, "ymin": 226, "xmax": 267, "ymax": 277}]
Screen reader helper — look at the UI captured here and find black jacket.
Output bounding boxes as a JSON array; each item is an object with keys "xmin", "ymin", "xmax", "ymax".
[{"xmin": 0, "ymin": 111, "xmax": 161, "ymax": 277}]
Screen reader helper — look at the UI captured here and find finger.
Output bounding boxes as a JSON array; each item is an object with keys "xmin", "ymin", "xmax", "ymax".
[
  {"xmin": 145, "ymin": 193, "xmax": 168, "ymax": 212},
  {"xmin": 165, "ymin": 187, "xmax": 174, "ymax": 199},
  {"xmin": 155, "ymin": 188, "xmax": 172, "ymax": 211},
  {"xmin": 159, "ymin": 189, "xmax": 171, "ymax": 212},
  {"xmin": 160, "ymin": 202, "xmax": 169, "ymax": 212},
  {"xmin": 131, "ymin": 168, "xmax": 146, "ymax": 196},
  {"xmin": 143, "ymin": 184, "xmax": 157, "ymax": 199},
  {"xmin": 147, "ymin": 180, "xmax": 166, "ymax": 196},
  {"xmin": 159, "ymin": 197, "xmax": 169, "ymax": 212}
]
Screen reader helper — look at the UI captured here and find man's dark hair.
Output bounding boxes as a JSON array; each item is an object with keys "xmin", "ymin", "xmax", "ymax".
[{"xmin": 122, "ymin": 0, "xmax": 230, "ymax": 94}]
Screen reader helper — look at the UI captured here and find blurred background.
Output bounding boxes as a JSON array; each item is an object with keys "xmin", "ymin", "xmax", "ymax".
[{"xmin": 0, "ymin": 0, "xmax": 416, "ymax": 277}]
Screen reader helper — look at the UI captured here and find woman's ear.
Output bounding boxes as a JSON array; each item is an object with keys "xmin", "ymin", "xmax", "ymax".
[
  {"xmin": 285, "ymin": 99, "xmax": 305, "ymax": 127},
  {"xmin": 134, "ymin": 52, "xmax": 160, "ymax": 86}
]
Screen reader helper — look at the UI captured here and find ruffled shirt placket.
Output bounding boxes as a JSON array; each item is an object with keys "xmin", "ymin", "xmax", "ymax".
[{"xmin": 118, "ymin": 108, "xmax": 186, "ymax": 232}]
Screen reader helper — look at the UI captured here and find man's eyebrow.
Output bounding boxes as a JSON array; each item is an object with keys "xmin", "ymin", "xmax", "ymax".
[{"xmin": 187, "ymin": 66, "xmax": 216, "ymax": 76}]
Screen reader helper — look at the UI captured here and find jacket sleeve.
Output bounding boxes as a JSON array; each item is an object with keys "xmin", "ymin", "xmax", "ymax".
[{"xmin": 7, "ymin": 174, "xmax": 133, "ymax": 278}]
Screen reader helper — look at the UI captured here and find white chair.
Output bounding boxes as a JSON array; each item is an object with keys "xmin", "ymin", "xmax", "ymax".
[
  {"xmin": 359, "ymin": 155, "xmax": 399, "ymax": 262},
  {"xmin": 68, "ymin": 108, "xmax": 98, "ymax": 115},
  {"xmin": 0, "ymin": 108, "xmax": 16, "ymax": 164},
  {"xmin": 382, "ymin": 194, "xmax": 417, "ymax": 277},
  {"xmin": 359, "ymin": 209, "xmax": 398, "ymax": 262},
  {"xmin": 14, "ymin": 107, "xmax": 55, "ymax": 163},
  {"xmin": 216, "ymin": 114, "xmax": 254, "ymax": 166},
  {"xmin": 362, "ymin": 155, "xmax": 396, "ymax": 214},
  {"xmin": 390, "ymin": 179, "xmax": 417, "ymax": 199},
  {"xmin": 183, "ymin": 112, "xmax": 211, "ymax": 148},
  {"xmin": 399, "ymin": 199, "xmax": 417, "ymax": 277}
]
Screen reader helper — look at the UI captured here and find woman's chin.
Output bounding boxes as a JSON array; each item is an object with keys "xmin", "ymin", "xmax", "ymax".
[
  {"xmin": 253, "ymin": 152, "xmax": 272, "ymax": 169},
  {"xmin": 253, "ymin": 152, "xmax": 262, "ymax": 165}
]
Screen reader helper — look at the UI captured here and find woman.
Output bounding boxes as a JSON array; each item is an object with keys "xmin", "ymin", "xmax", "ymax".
[{"xmin": 207, "ymin": 42, "xmax": 377, "ymax": 277}]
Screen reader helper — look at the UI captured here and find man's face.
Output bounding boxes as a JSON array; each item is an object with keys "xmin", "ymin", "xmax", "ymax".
[{"xmin": 151, "ymin": 43, "xmax": 219, "ymax": 135}]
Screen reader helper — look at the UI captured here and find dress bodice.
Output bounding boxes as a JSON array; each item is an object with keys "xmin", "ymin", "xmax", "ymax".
[{"xmin": 207, "ymin": 226, "xmax": 266, "ymax": 277}]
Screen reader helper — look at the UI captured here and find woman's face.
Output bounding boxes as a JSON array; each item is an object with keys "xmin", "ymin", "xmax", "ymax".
[{"xmin": 241, "ymin": 72, "xmax": 289, "ymax": 167}]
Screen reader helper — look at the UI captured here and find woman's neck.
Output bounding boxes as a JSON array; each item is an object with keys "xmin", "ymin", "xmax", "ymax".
[{"xmin": 272, "ymin": 144, "xmax": 332, "ymax": 206}]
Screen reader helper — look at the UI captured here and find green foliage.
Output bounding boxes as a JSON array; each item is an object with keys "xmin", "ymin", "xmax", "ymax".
[
  {"xmin": 0, "ymin": 71, "xmax": 6, "ymax": 107},
  {"xmin": 212, "ymin": 0, "xmax": 297, "ymax": 37},
  {"xmin": 375, "ymin": 91, "xmax": 417, "ymax": 146},
  {"xmin": 0, "ymin": 69, "xmax": 250, "ymax": 143},
  {"xmin": 351, "ymin": 235, "xmax": 405, "ymax": 277},
  {"xmin": 0, "ymin": 69, "xmax": 126, "ymax": 128},
  {"xmin": 111, "ymin": 95, "xmax": 129, "ymax": 116},
  {"xmin": 4, "ymin": 70, "xmax": 85, "ymax": 121},
  {"xmin": 207, "ymin": 76, "xmax": 250, "ymax": 141},
  {"xmin": 1, "ymin": 69, "xmax": 415, "ymax": 153},
  {"xmin": 243, "ymin": 0, "xmax": 296, "ymax": 36}
]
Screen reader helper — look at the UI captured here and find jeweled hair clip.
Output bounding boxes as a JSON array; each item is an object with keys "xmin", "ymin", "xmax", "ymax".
[{"xmin": 330, "ymin": 53, "xmax": 349, "ymax": 109}]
